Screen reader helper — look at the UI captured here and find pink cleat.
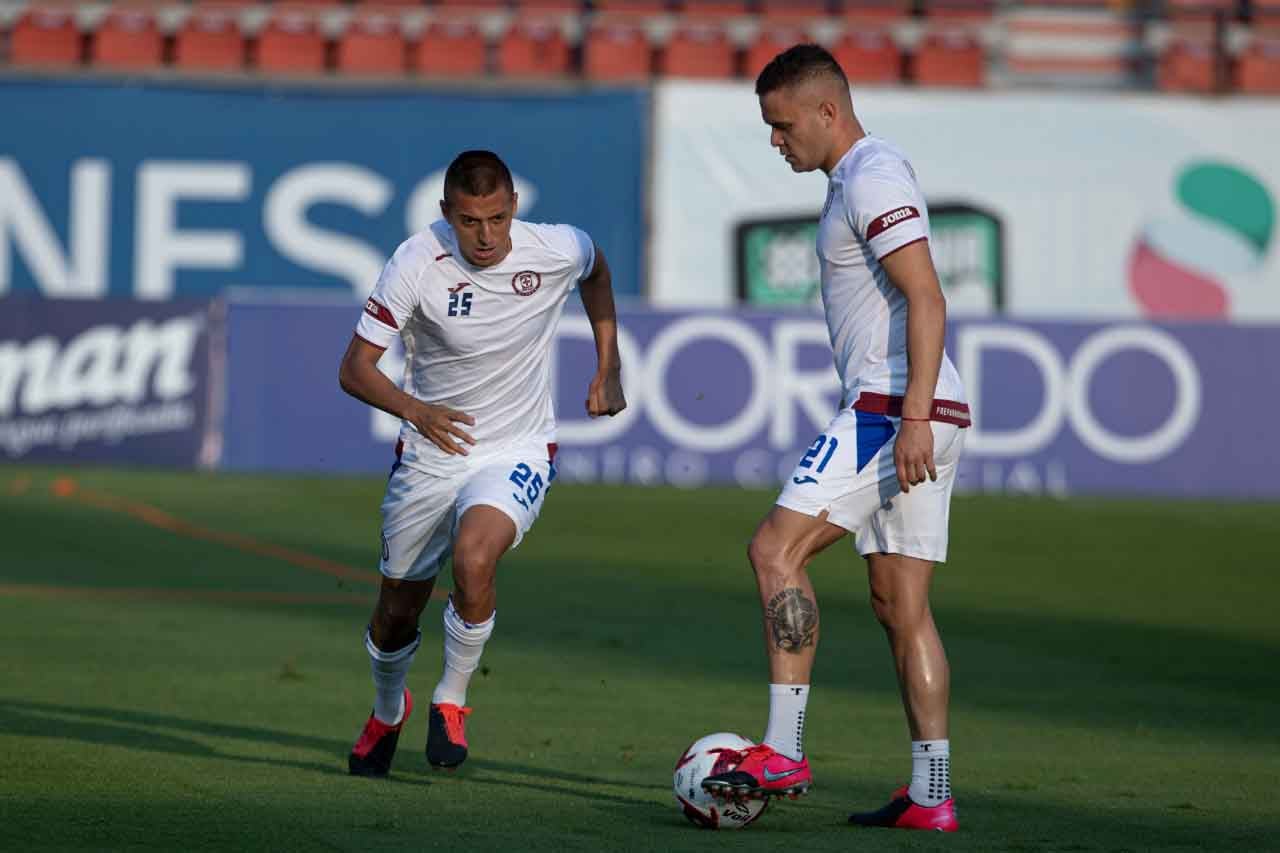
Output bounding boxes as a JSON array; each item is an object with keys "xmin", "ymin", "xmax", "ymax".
[
  {"xmin": 848, "ymin": 785, "xmax": 958, "ymax": 832},
  {"xmin": 701, "ymin": 744, "xmax": 812, "ymax": 800}
]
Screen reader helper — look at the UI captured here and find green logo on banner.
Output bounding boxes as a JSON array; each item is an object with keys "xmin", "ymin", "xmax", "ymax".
[{"xmin": 735, "ymin": 204, "xmax": 1004, "ymax": 313}]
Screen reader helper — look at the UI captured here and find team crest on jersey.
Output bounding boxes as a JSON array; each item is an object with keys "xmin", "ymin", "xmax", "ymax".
[{"xmin": 511, "ymin": 270, "xmax": 542, "ymax": 296}]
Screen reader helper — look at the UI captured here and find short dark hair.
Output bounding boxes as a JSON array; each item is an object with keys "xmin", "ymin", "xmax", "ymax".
[
  {"xmin": 755, "ymin": 43, "xmax": 849, "ymax": 96},
  {"xmin": 443, "ymin": 150, "xmax": 514, "ymax": 201}
]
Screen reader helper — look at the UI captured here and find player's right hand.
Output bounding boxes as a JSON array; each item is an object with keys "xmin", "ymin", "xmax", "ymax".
[{"xmin": 406, "ymin": 401, "xmax": 476, "ymax": 455}]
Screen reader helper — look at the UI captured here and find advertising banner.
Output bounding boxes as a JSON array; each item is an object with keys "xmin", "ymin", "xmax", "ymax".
[
  {"xmin": 653, "ymin": 82, "xmax": 1280, "ymax": 323},
  {"xmin": 0, "ymin": 79, "xmax": 647, "ymax": 301},
  {"xmin": 0, "ymin": 296, "xmax": 221, "ymax": 466},
  {"xmin": 217, "ymin": 298, "xmax": 1279, "ymax": 498}
]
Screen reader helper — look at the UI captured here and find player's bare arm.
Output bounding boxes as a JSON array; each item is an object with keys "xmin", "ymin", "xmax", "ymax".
[
  {"xmin": 338, "ymin": 335, "xmax": 477, "ymax": 455},
  {"xmin": 880, "ymin": 240, "xmax": 947, "ymax": 493},
  {"xmin": 578, "ymin": 245, "xmax": 627, "ymax": 418}
]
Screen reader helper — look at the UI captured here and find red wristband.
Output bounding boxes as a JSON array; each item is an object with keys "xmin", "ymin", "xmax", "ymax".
[{"xmin": 901, "ymin": 416, "xmax": 931, "ymax": 422}]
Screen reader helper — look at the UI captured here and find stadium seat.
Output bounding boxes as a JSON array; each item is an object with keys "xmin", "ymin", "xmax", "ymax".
[
  {"xmin": 413, "ymin": 18, "xmax": 487, "ymax": 76},
  {"xmin": 90, "ymin": 8, "xmax": 164, "ymax": 71},
  {"xmin": 9, "ymin": 7, "xmax": 82, "ymax": 67},
  {"xmin": 661, "ymin": 20, "xmax": 736, "ymax": 78},
  {"xmin": 758, "ymin": 0, "xmax": 830, "ymax": 23},
  {"xmin": 1165, "ymin": 0, "xmax": 1236, "ymax": 22},
  {"xmin": 582, "ymin": 17, "xmax": 652, "ymax": 80},
  {"xmin": 1235, "ymin": 37, "xmax": 1280, "ymax": 93},
  {"xmin": 841, "ymin": 0, "xmax": 910, "ymax": 25},
  {"xmin": 496, "ymin": 18, "xmax": 571, "ymax": 76},
  {"xmin": 337, "ymin": 10, "xmax": 407, "ymax": 75},
  {"xmin": 1156, "ymin": 36, "xmax": 1218, "ymax": 92},
  {"xmin": 744, "ymin": 27, "xmax": 808, "ymax": 81},
  {"xmin": 174, "ymin": 5, "xmax": 247, "ymax": 71},
  {"xmin": 679, "ymin": 1, "xmax": 748, "ymax": 21},
  {"xmin": 921, "ymin": 0, "xmax": 994, "ymax": 22},
  {"xmin": 255, "ymin": 9, "xmax": 328, "ymax": 74},
  {"xmin": 512, "ymin": 0, "xmax": 583, "ymax": 10},
  {"xmin": 592, "ymin": 0, "xmax": 670, "ymax": 12},
  {"xmin": 912, "ymin": 29, "xmax": 985, "ymax": 86},
  {"xmin": 830, "ymin": 29, "xmax": 901, "ymax": 83},
  {"xmin": 433, "ymin": 0, "xmax": 507, "ymax": 10}
]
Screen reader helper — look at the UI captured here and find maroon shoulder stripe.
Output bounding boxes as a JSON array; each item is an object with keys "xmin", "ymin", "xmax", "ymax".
[
  {"xmin": 363, "ymin": 297, "xmax": 397, "ymax": 329},
  {"xmin": 867, "ymin": 206, "xmax": 920, "ymax": 240}
]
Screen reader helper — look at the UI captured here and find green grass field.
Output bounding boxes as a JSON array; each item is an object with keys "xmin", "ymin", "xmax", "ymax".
[{"xmin": 1, "ymin": 464, "xmax": 1277, "ymax": 852}]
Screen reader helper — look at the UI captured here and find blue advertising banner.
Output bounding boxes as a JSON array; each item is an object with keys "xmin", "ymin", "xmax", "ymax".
[
  {"xmin": 218, "ymin": 299, "xmax": 1280, "ymax": 499},
  {"xmin": 0, "ymin": 79, "xmax": 647, "ymax": 301},
  {"xmin": 0, "ymin": 296, "xmax": 221, "ymax": 466}
]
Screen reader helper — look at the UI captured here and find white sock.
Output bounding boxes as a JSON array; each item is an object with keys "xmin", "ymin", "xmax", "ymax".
[
  {"xmin": 909, "ymin": 739, "xmax": 951, "ymax": 806},
  {"xmin": 365, "ymin": 627, "xmax": 420, "ymax": 725},
  {"xmin": 431, "ymin": 596, "xmax": 495, "ymax": 707},
  {"xmin": 762, "ymin": 683, "xmax": 809, "ymax": 761}
]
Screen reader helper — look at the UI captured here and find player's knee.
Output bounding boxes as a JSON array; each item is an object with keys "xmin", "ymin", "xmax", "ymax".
[
  {"xmin": 451, "ymin": 550, "xmax": 497, "ymax": 601},
  {"xmin": 747, "ymin": 530, "xmax": 786, "ymax": 578}
]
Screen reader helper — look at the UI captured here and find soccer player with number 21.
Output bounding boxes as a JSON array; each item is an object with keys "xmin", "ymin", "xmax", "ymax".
[
  {"xmin": 338, "ymin": 150, "xmax": 626, "ymax": 777},
  {"xmin": 700, "ymin": 45, "xmax": 971, "ymax": 832}
]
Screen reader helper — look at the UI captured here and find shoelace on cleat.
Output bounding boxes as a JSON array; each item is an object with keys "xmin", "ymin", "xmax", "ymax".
[{"xmin": 438, "ymin": 705, "xmax": 472, "ymax": 746}]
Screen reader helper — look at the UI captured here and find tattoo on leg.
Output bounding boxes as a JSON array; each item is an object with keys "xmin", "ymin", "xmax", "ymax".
[{"xmin": 765, "ymin": 588, "xmax": 818, "ymax": 652}]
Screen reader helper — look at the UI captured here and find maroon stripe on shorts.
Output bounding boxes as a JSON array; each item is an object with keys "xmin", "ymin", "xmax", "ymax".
[{"xmin": 852, "ymin": 392, "xmax": 971, "ymax": 428}]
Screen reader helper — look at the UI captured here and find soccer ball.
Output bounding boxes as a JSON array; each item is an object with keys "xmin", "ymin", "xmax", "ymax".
[{"xmin": 672, "ymin": 732, "xmax": 768, "ymax": 830}]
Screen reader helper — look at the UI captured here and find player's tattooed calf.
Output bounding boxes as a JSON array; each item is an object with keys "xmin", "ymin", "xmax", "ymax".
[{"xmin": 765, "ymin": 588, "xmax": 817, "ymax": 652}]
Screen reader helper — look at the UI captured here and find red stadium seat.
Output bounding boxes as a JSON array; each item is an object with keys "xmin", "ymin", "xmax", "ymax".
[
  {"xmin": 758, "ymin": 0, "xmax": 829, "ymax": 23},
  {"xmin": 842, "ymin": 0, "xmax": 909, "ymax": 25},
  {"xmin": 9, "ymin": 7, "xmax": 82, "ymax": 67},
  {"xmin": 513, "ymin": 0, "xmax": 583, "ymax": 10},
  {"xmin": 582, "ymin": 17, "xmax": 652, "ymax": 80},
  {"xmin": 1235, "ymin": 36, "xmax": 1280, "ymax": 93},
  {"xmin": 1156, "ymin": 36, "xmax": 1218, "ymax": 92},
  {"xmin": 679, "ymin": 1, "xmax": 748, "ymax": 20},
  {"xmin": 661, "ymin": 20, "xmax": 736, "ymax": 78},
  {"xmin": 90, "ymin": 8, "xmax": 164, "ymax": 71},
  {"xmin": 830, "ymin": 29, "xmax": 901, "ymax": 83},
  {"xmin": 433, "ymin": 0, "xmax": 507, "ymax": 10},
  {"xmin": 592, "ymin": 0, "xmax": 669, "ymax": 12},
  {"xmin": 744, "ymin": 27, "xmax": 808, "ymax": 81},
  {"xmin": 337, "ymin": 10, "xmax": 407, "ymax": 74},
  {"xmin": 912, "ymin": 29, "xmax": 984, "ymax": 86},
  {"xmin": 255, "ymin": 9, "xmax": 328, "ymax": 74},
  {"xmin": 921, "ymin": 0, "xmax": 994, "ymax": 22},
  {"xmin": 413, "ymin": 17, "xmax": 487, "ymax": 76},
  {"xmin": 174, "ymin": 5, "xmax": 247, "ymax": 71},
  {"xmin": 1165, "ymin": 0, "xmax": 1235, "ymax": 22},
  {"xmin": 496, "ymin": 18, "xmax": 571, "ymax": 76}
]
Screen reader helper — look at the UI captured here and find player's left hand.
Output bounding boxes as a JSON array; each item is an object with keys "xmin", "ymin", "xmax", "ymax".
[
  {"xmin": 586, "ymin": 368, "xmax": 626, "ymax": 418},
  {"xmin": 894, "ymin": 419, "xmax": 937, "ymax": 494}
]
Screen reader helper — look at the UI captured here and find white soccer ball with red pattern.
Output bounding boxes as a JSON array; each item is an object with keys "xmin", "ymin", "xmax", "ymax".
[{"xmin": 672, "ymin": 732, "xmax": 768, "ymax": 830}]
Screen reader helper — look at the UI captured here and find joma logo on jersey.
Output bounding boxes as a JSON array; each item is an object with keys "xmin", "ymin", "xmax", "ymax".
[
  {"xmin": 867, "ymin": 206, "xmax": 920, "ymax": 239},
  {"xmin": 511, "ymin": 270, "xmax": 542, "ymax": 296}
]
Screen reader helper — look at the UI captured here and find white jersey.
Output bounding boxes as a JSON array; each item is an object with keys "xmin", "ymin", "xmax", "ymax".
[
  {"xmin": 817, "ymin": 135, "xmax": 968, "ymax": 422},
  {"xmin": 356, "ymin": 219, "xmax": 594, "ymax": 475}
]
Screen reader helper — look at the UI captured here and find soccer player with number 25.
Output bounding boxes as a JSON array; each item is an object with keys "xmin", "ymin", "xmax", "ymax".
[{"xmin": 338, "ymin": 150, "xmax": 626, "ymax": 777}]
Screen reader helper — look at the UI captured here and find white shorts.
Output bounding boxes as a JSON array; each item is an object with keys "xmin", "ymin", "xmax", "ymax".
[
  {"xmin": 378, "ymin": 440, "xmax": 557, "ymax": 581},
  {"xmin": 775, "ymin": 409, "xmax": 966, "ymax": 563}
]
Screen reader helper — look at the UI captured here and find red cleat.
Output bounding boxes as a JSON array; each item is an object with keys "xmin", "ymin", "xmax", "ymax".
[
  {"xmin": 701, "ymin": 744, "xmax": 812, "ymax": 800},
  {"xmin": 426, "ymin": 702, "xmax": 472, "ymax": 769},
  {"xmin": 848, "ymin": 785, "xmax": 958, "ymax": 832},
  {"xmin": 348, "ymin": 689, "xmax": 413, "ymax": 778}
]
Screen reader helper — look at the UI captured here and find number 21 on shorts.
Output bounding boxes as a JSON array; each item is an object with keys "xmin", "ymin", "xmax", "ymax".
[{"xmin": 793, "ymin": 434, "xmax": 839, "ymax": 485}]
